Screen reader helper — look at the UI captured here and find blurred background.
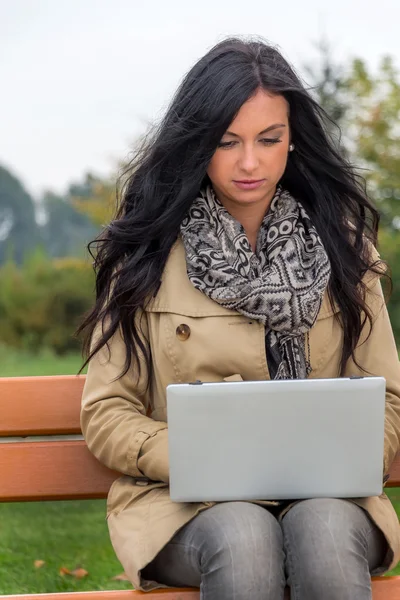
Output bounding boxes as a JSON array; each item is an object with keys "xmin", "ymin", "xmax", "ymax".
[
  {"xmin": 0, "ymin": 0, "xmax": 399, "ymax": 592},
  {"xmin": 1, "ymin": 0, "xmax": 400, "ymax": 377}
]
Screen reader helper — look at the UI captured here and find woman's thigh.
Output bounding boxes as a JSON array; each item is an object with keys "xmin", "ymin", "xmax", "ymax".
[
  {"xmin": 142, "ymin": 501, "xmax": 286, "ymax": 599},
  {"xmin": 281, "ymin": 498, "xmax": 388, "ymax": 600}
]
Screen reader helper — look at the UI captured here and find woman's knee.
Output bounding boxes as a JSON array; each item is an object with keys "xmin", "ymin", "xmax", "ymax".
[
  {"xmin": 196, "ymin": 502, "xmax": 284, "ymax": 564},
  {"xmin": 145, "ymin": 502, "xmax": 286, "ymax": 598},
  {"xmin": 282, "ymin": 497, "xmax": 374, "ymax": 549},
  {"xmin": 282, "ymin": 498, "xmax": 381, "ymax": 599},
  {"xmin": 195, "ymin": 502, "xmax": 286, "ymax": 595}
]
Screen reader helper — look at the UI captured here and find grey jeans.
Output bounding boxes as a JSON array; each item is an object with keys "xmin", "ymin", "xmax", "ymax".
[{"xmin": 142, "ymin": 499, "xmax": 388, "ymax": 600}]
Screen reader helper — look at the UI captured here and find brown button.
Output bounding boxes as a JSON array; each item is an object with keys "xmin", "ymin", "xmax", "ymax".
[{"xmin": 176, "ymin": 324, "xmax": 191, "ymax": 341}]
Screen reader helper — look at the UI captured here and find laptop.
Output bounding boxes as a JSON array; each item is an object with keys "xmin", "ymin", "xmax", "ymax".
[{"xmin": 166, "ymin": 377, "xmax": 386, "ymax": 502}]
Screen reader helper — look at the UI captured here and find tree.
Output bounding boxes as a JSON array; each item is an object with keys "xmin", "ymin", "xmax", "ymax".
[
  {"xmin": 71, "ymin": 174, "xmax": 117, "ymax": 227},
  {"xmin": 303, "ymin": 40, "xmax": 349, "ymax": 149},
  {"xmin": 40, "ymin": 191, "xmax": 98, "ymax": 259},
  {"xmin": 345, "ymin": 56, "xmax": 400, "ymax": 229},
  {"xmin": 0, "ymin": 165, "xmax": 41, "ymax": 264},
  {"xmin": 304, "ymin": 45, "xmax": 400, "ymax": 229},
  {"xmin": 303, "ymin": 46, "xmax": 400, "ymax": 343}
]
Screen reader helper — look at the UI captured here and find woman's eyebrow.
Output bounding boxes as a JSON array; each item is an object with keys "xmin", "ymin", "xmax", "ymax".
[{"xmin": 225, "ymin": 123, "xmax": 286, "ymax": 137}]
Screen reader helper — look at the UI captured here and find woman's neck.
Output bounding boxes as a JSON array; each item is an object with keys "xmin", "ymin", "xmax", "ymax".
[
  {"xmin": 235, "ymin": 210, "xmax": 264, "ymax": 253},
  {"xmin": 213, "ymin": 187, "xmax": 277, "ymax": 253}
]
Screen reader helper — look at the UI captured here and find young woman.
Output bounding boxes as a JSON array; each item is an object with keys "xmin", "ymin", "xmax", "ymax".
[{"xmin": 79, "ymin": 37, "xmax": 400, "ymax": 599}]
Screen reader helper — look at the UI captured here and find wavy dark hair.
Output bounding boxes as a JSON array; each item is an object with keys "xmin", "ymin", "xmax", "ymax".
[{"xmin": 77, "ymin": 36, "xmax": 387, "ymax": 380}]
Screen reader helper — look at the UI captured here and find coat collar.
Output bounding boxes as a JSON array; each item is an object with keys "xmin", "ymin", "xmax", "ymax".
[
  {"xmin": 147, "ymin": 237, "xmax": 340, "ymax": 321},
  {"xmin": 147, "ymin": 238, "xmax": 238, "ymax": 317}
]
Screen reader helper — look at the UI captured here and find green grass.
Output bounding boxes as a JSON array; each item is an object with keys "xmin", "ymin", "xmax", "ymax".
[
  {"xmin": 385, "ymin": 488, "xmax": 400, "ymax": 576},
  {"xmin": 1, "ymin": 493, "xmax": 399, "ymax": 593},
  {"xmin": 0, "ymin": 346, "xmax": 86, "ymax": 377},
  {"xmin": 1, "ymin": 349, "xmax": 400, "ymax": 592},
  {"xmin": 0, "ymin": 500, "xmax": 132, "ymax": 594}
]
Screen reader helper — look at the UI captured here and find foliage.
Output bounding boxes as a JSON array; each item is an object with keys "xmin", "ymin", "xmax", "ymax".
[
  {"xmin": 0, "ymin": 251, "xmax": 94, "ymax": 354},
  {"xmin": 379, "ymin": 229, "xmax": 400, "ymax": 341},
  {"xmin": 0, "ymin": 166, "xmax": 41, "ymax": 264},
  {"xmin": 41, "ymin": 191, "xmax": 98, "ymax": 259},
  {"xmin": 0, "ymin": 166, "xmax": 101, "ymax": 264},
  {"xmin": 303, "ymin": 40, "xmax": 349, "ymax": 149},
  {"xmin": 305, "ymin": 46, "xmax": 400, "ymax": 230},
  {"xmin": 345, "ymin": 56, "xmax": 400, "ymax": 228},
  {"xmin": 72, "ymin": 177, "xmax": 117, "ymax": 227}
]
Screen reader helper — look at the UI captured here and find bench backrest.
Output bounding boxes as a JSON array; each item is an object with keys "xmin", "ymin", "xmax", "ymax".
[
  {"xmin": 1, "ymin": 375, "xmax": 399, "ymax": 502},
  {"xmin": 0, "ymin": 375, "xmax": 117, "ymax": 501}
]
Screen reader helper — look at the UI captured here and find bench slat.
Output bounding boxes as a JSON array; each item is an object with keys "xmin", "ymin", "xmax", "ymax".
[
  {"xmin": 0, "ymin": 376, "xmax": 85, "ymax": 436},
  {"xmin": 0, "ymin": 592, "xmax": 199, "ymax": 600},
  {"xmin": 0, "ymin": 440, "xmax": 117, "ymax": 501},
  {"xmin": 0, "ymin": 592, "xmax": 198, "ymax": 600},
  {"xmin": 0, "ymin": 436, "xmax": 399, "ymax": 502},
  {"xmin": 1, "ymin": 577, "xmax": 399, "ymax": 599},
  {"xmin": 387, "ymin": 458, "xmax": 400, "ymax": 488}
]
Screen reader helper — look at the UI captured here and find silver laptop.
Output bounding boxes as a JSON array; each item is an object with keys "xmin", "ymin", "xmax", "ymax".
[{"xmin": 166, "ymin": 377, "xmax": 386, "ymax": 502}]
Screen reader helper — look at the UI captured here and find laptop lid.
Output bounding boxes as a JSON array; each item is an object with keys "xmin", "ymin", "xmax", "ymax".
[{"xmin": 166, "ymin": 377, "xmax": 385, "ymax": 502}]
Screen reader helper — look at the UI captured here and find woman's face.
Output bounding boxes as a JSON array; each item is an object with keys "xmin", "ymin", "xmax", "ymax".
[{"xmin": 207, "ymin": 88, "xmax": 290, "ymax": 211}]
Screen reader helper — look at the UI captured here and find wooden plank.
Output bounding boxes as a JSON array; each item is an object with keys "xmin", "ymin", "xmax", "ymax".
[
  {"xmin": 372, "ymin": 577, "xmax": 400, "ymax": 599},
  {"xmin": 0, "ymin": 435, "xmax": 399, "ymax": 503},
  {"xmin": 0, "ymin": 578, "xmax": 399, "ymax": 600},
  {"xmin": 387, "ymin": 457, "xmax": 400, "ymax": 488},
  {"xmin": 0, "ymin": 376, "xmax": 86, "ymax": 436},
  {"xmin": 0, "ymin": 440, "xmax": 118, "ymax": 502},
  {"xmin": 1, "ymin": 432, "xmax": 398, "ymax": 501},
  {"xmin": 0, "ymin": 592, "xmax": 199, "ymax": 600}
]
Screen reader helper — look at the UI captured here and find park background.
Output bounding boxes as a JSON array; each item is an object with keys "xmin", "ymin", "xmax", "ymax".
[{"xmin": 1, "ymin": 0, "xmax": 400, "ymax": 593}]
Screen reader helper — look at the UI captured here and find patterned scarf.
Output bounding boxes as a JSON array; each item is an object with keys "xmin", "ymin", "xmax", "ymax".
[{"xmin": 180, "ymin": 185, "xmax": 331, "ymax": 379}]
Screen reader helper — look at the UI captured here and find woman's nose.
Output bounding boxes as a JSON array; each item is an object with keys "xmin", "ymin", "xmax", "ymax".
[{"xmin": 238, "ymin": 147, "xmax": 259, "ymax": 172}]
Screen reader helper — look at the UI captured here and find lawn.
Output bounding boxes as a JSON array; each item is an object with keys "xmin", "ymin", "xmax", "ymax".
[
  {"xmin": 1, "ymin": 348, "xmax": 400, "ymax": 593},
  {"xmin": 0, "ymin": 500, "xmax": 132, "ymax": 594},
  {"xmin": 0, "ymin": 345, "xmax": 85, "ymax": 377}
]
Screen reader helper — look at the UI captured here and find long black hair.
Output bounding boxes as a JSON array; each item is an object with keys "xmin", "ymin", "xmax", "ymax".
[{"xmin": 77, "ymin": 36, "xmax": 386, "ymax": 379}]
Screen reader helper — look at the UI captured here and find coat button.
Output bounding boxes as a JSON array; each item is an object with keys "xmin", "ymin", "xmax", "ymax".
[{"xmin": 176, "ymin": 324, "xmax": 191, "ymax": 341}]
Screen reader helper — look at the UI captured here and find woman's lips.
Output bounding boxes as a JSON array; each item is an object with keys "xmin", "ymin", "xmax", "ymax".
[{"xmin": 233, "ymin": 179, "xmax": 265, "ymax": 190}]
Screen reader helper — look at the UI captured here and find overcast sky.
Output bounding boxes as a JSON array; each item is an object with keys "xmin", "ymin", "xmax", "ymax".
[{"xmin": 1, "ymin": 0, "xmax": 399, "ymax": 199}]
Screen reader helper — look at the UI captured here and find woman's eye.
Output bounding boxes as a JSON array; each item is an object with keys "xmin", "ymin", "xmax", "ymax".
[
  {"xmin": 260, "ymin": 138, "xmax": 282, "ymax": 146},
  {"xmin": 217, "ymin": 141, "xmax": 237, "ymax": 148},
  {"xmin": 217, "ymin": 138, "xmax": 282, "ymax": 149}
]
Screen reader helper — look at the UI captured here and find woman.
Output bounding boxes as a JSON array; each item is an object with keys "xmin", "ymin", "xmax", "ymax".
[{"xmin": 79, "ymin": 37, "xmax": 400, "ymax": 599}]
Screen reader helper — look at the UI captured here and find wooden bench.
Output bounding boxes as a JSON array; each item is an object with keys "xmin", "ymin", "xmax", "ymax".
[{"xmin": 1, "ymin": 375, "xmax": 400, "ymax": 600}]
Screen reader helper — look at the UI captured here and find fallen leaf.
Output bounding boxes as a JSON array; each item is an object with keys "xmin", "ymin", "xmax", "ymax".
[
  {"xmin": 111, "ymin": 572, "xmax": 130, "ymax": 581},
  {"xmin": 34, "ymin": 560, "xmax": 46, "ymax": 569},
  {"xmin": 59, "ymin": 566, "xmax": 89, "ymax": 579},
  {"xmin": 71, "ymin": 568, "xmax": 88, "ymax": 579}
]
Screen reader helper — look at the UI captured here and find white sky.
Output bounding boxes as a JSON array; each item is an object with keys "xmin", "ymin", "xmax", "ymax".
[{"xmin": 1, "ymin": 0, "xmax": 399, "ymax": 199}]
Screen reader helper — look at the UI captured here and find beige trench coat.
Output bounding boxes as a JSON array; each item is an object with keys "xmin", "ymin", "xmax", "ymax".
[{"xmin": 81, "ymin": 238, "xmax": 400, "ymax": 591}]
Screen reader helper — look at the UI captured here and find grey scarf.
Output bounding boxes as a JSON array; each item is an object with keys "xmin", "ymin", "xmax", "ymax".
[{"xmin": 180, "ymin": 185, "xmax": 331, "ymax": 379}]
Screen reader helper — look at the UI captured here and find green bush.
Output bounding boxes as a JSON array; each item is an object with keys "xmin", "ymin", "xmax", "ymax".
[
  {"xmin": 379, "ymin": 230, "xmax": 400, "ymax": 345},
  {"xmin": 0, "ymin": 250, "xmax": 95, "ymax": 354},
  {"xmin": 0, "ymin": 237, "xmax": 398, "ymax": 355}
]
